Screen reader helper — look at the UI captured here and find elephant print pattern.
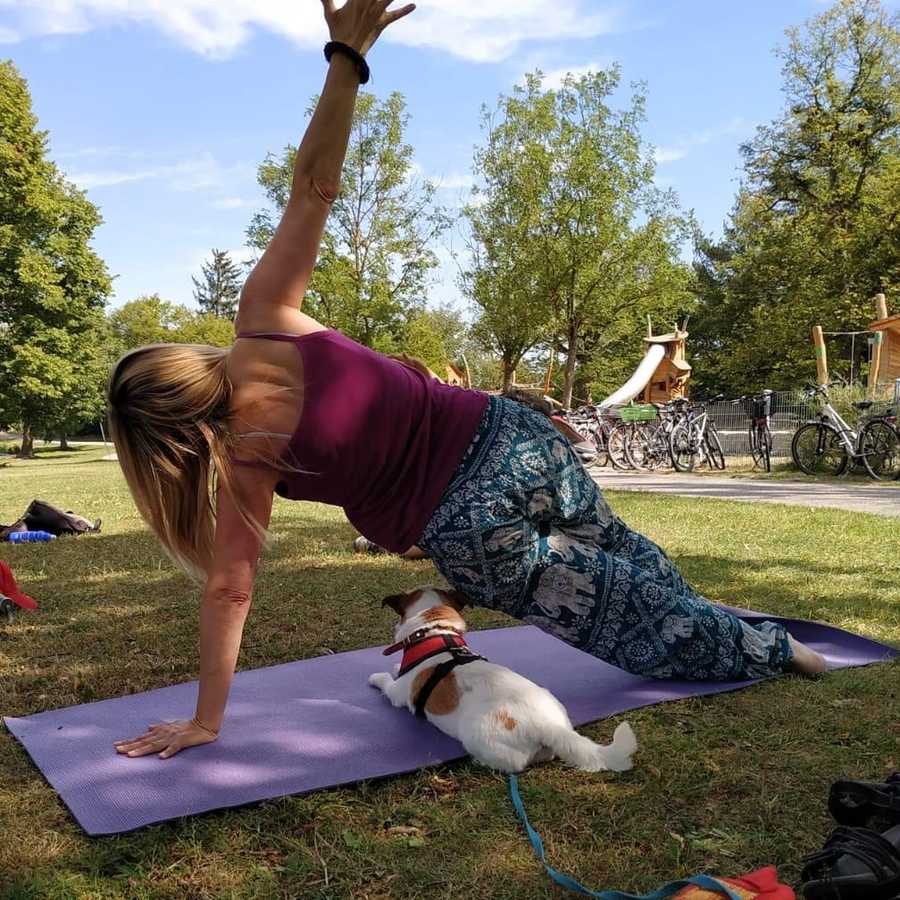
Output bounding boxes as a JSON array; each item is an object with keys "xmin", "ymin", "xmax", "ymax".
[{"xmin": 419, "ymin": 397, "xmax": 792, "ymax": 681}]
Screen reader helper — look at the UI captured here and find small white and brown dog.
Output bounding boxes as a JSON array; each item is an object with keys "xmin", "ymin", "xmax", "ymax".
[{"xmin": 368, "ymin": 586, "xmax": 637, "ymax": 774}]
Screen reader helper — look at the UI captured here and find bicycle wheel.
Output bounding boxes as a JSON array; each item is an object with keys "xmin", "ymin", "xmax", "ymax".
[
  {"xmin": 749, "ymin": 422, "xmax": 773, "ymax": 472},
  {"xmin": 761, "ymin": 425, "xmax": 772, "ymax": 473},
  {"xmin": 705, "ymin": 423, "xmax": 726, "ymax": 470},
  {"xmin": 791, "ymin": 422, "xmax": 848, "ymax": 476},
  {"xmin": 624, "ymin": 422, "xmax": 653, "ymax": 470},
  {"xmin": 591, "ymin": 423, "xmax": 610, "ymax": 468},
  {"xmin": 859, "ymin": 419, "xmax": 900, "ymax": 480},
  {"xmin": 669, "ymin": 419, "xmax": 700, "ymax": 472},
  {"xmin": 644, "ymin": 422, "xmax": 672, "ymax": 470},
  {"xmin": 607, "ymin": 423, "xmax": 632, "ymax": 470}
]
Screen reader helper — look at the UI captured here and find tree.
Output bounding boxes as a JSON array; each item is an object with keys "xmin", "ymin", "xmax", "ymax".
[
  {"xmin": 691, "ymin": 0, "xmax": 900, "ymax": 395},
  {"xmin": 109, "ymin": 294, "xmax": 235, "ymax": 353},
  {"xmin": 109, "ymin": 294, "xmax": 181, "ymax": 349},
  {"xmin": 248, "ymin": 92, "xmax": 449, "ymax": 350},
  {"xmin": 0, "ymin": 61, "xmax": 112, "ymax": 456},
  {"xmin": 192, "ymin": 249, "xmax": 242, "ymax": 319},
  {"xmin": 463, "ymin": 71, "xmax": 692, "ymax": 404},
  {"xmin": 400, "ymin": 305, "xmax": 469, "ymax": 375}
]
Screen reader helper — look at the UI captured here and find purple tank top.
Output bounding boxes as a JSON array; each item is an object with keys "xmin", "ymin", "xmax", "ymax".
[{"xmin": 237, "ymin": 330, "xmax": 488, "ymax": 553}]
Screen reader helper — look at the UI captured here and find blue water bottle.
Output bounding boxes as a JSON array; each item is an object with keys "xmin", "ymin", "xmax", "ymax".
[{"xmin": 8, "ymin": 531, "xmax": 56, "ymax": 543}]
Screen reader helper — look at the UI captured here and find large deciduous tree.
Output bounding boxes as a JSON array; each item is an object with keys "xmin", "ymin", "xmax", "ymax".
[
  {"xmin": 0, "ymin": 61, "xmax": 112, "ymax": 456},
  {"xmin": 109, "ymin": 294, "xmax": 235, "ymax": 352},
  {"xmin": 691, "ymin": 0, "xmax": 900, "ymax": 395},
  {"xmin": 463, "ymin": 71, "xmax": 692, "ymax": 404},
  {"xmin": 248, "ymin": 92, "xmax": 449, "ymax": 351}
]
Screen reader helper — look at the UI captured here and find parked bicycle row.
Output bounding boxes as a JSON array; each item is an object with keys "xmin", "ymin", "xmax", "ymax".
[{"xmin": 557, "ymin": 382, "xmax": 900, "ymax": 481}]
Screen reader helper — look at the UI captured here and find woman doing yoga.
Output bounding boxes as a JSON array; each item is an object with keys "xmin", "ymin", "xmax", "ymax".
[{"xmin": 110, "ymin": 0, "xmax": 825, "ymax": 760}]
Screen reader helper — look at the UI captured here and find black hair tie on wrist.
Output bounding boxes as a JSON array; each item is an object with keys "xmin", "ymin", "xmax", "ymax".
[{"xmin": 324, "ymin": 41, "xmax": 370, "ymax": 85}]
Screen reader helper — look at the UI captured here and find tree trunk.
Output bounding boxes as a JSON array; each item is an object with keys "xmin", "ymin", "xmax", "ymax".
[
  {"xmin": 501, "ymin": 357, "xmax": 515, "ymax": 392},
  {"xmin": 60, "ymin": 435, "xmax": 70, "ymax": 450},
  {"xmin": 562, "ymin": 323, "xmax": 578, "ymax": 409},
  {"xmin": 19, "ymin": 425, "xmax": 35, "ymax": 459}
]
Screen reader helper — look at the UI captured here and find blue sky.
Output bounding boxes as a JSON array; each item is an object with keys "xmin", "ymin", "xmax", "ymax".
[{"xmin": 1, "ymin": 0, "xmax": 876, "ymax": 311}]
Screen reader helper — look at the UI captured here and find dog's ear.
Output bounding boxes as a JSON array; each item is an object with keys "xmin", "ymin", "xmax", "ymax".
[
  {"xmin": 381, "ymin": 592, "xmax": 409, "ymax": 616},
  {"xmin": 443, "ymin": 588, "xmax": 470, "ymax": 612}
]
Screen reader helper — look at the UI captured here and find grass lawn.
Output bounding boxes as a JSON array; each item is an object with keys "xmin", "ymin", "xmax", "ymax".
[{"xmin": 1, "ymin": 447, "xmax": 898, "ymax": 899}]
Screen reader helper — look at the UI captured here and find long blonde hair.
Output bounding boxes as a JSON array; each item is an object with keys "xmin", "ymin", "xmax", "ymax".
[{"xmin": 108, "ymin": 343, "xmax": 263, "ymax": 579}]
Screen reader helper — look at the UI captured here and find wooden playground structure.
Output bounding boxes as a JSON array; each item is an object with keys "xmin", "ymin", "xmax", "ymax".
[
  {"xmin": 867, "ymin": 293, "xmax": 900, "ymax": 395},
  {"xmin": 636, "ymin": 320, "xmax": 692, "ymax": 404},
  {"xmin": 812, "ymin": 293, "xmax": 900, "ymax": 397}
]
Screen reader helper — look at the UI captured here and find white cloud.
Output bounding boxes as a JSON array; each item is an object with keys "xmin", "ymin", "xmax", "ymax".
[
  {"xmin": 654, "ymin": 146, "xmax": 687, "ymax": 164},
  {"xmin": 66, "ymin": 152, "xmax": 253, "ymax": 192},
  {"xmin": 653, "ymin": 116, "xmax": 748, "ymax": 165},
  {"xmin": 540, "ymin": 59, "xmax": 612, "ymax": 90},
  {"xmin": 54, "ymin": 145, "xmax": 130, "ymax": 160},
  {"xmin": 435, "ymin": 172, "xmax": 474, "ymax": 191},
  {"xmin": 214, "ymin": 196, "xmax": 249, "ymax": 209},
  {"xmin": 0, "ymin": 24, "xmax": 20, "ymax": 42},
  {"xmin": 2, "ymin": 0, "xmax": 623, "ymax": 63}
]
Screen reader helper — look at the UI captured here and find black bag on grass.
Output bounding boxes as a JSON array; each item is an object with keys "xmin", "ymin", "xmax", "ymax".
[{"xmin": 22, "ymin": 499, "xmax": 100, "ymax": 536}]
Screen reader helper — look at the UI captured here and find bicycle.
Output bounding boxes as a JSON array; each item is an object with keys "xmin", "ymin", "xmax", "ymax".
[
  {"xmin": 790, "ymin": 383, "xmax": 900, "ymax": 480},
  {"xmin": 624, "ymin": 403, "xmax": 680, "ymax": 471},
  {"xmin": 668, "ymin": 397, "xmax": 726, "ymax": 472},
  {"xmin": 736, "ymin": 390, "xmax": 774, "ymax": 473},
  {"xmin": 558, "ymin": 405, "xmax": 610, "ymax": 467}
]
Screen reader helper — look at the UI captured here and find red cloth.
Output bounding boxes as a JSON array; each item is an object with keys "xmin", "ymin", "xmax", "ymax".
[
  {"xmin": 0, "ymin": 559, "xmax": 38, "ymax": 610},
  {"xmin": 674, "ymin": 867, "xmax": 794, "ymax": 899}
]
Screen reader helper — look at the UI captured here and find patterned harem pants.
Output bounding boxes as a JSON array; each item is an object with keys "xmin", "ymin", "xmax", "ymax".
[{"xmin": 419, "ymin": 397, "xmax": 792, "ymax": 681}]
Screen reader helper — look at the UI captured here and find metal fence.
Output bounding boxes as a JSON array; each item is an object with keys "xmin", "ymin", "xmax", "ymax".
[
  {"xmin": 706, "ymin": 384, "xmax": 899, "ymax": 461},
  {"xmin": 706, "ymin": 392, "xmax": 815, "ymax": 460},
  {"xmin": 599, "ymin": 381, "xmax": 900, "ymax": 465}
]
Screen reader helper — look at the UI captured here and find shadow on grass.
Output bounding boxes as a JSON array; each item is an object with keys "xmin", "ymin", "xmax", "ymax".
[{"xmin": 1, "ymin": 517, "xmax": 512, "ymax": 718}]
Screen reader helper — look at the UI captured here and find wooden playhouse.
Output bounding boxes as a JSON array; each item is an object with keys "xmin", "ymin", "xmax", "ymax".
[
  {"xmin": 867, "ymin": 293, "xmax": 900, "ymax": 395},
  {"xmin": 637, "ymin": 321, "xmax": 692, "ymax": 404}
]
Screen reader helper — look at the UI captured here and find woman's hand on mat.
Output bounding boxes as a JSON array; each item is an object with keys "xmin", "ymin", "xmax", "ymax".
[
  {"xmin": 114, "ymin": 720, "xmax": 217, "ymax": 759},
  {"xmin": 322, "ymin": 0, "xmax": 416, "ymax": 56}
]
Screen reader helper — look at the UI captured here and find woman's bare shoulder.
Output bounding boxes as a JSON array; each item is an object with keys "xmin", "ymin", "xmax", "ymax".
[{"xmin": 226, "ymin": 314, "xmax": 314, "ymax": 454}]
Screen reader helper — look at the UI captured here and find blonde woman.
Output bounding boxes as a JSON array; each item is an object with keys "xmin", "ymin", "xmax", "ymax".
[{"xmin": 111, "ymin": 0, "xmax": 825, "ymax": 761}]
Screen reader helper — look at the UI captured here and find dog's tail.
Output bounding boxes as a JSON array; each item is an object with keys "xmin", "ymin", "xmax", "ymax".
[{"xmin": 540, "ymin": 721, "xmax": 637, "ymax": 772}]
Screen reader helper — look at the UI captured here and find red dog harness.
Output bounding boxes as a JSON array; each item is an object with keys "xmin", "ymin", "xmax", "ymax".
[{"xmin": 383, "ymin": 628, "xmax": 485, "ymax": 718}]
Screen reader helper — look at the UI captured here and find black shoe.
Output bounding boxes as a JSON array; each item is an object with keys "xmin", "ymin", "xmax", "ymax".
[
  {"xmin": 801, "ymin": 825, "xmax": 900, "ymax": 899},
  {"xmin": 829, "ymin": 774, "xmax": 900, "ymax": 829}
]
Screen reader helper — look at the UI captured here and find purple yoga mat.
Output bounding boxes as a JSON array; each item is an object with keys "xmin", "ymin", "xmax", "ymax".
[{"xmin": 5, "ymin": 609, "xmax": 897, "ymax": 835}]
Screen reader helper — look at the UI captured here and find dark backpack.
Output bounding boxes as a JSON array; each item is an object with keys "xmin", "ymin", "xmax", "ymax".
[{"xmin": 0, "ymin": 499, "xmax": 101, "ymax": 540}]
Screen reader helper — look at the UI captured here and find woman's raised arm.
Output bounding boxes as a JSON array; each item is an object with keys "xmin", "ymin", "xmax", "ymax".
[{"xmin": 237, "ymin": 0, "xmax": 415, "ymax": 332}]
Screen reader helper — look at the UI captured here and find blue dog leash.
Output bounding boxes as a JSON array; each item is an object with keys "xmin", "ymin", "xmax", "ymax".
[{"xmin": 508, "ymin": 774, "xmax": 744, "ymax": 900}]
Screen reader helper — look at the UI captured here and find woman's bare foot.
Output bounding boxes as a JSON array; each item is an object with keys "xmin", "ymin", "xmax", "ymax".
[{"xmin": 786, "ymin": 634, "xmax": 828, "ymax": 676}]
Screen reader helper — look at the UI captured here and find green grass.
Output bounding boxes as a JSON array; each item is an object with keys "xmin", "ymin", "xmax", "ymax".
[{"xmin": 1, "ymin": 448, "xmax": 898, "ymax": 899}]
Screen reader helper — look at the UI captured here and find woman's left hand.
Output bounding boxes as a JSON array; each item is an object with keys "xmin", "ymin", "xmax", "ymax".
[
  {"xmin": 114, "ymin": 719, "xmax": 217, "ymax": 759},
  {"xmin": 322, "ymin": 0, "xmax": 416, "ymax": 57}
]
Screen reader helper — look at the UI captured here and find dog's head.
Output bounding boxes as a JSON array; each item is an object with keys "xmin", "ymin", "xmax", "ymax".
[{"xmin": 380, "ymin": 586, "xmax": 469, "ymax": 634}]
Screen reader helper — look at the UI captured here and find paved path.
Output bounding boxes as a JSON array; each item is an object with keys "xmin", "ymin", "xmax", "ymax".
[{"xmin": 591, "ymin": 468, "xmax": 900, "ymax": 518}]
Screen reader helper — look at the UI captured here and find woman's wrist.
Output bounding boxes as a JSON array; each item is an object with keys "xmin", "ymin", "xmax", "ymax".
[
  {"xmin": 325, "ymin": 42, "xmax": 370, "ymax": 84},
  {"xmin": 191, "ymin": 715, "xmax": 220, "ymax": 737}
]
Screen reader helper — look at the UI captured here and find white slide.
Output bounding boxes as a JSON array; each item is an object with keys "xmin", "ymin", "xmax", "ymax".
[{"xmin": 599, "ymin": 344, "xmax": 666, "ymax": 408}]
